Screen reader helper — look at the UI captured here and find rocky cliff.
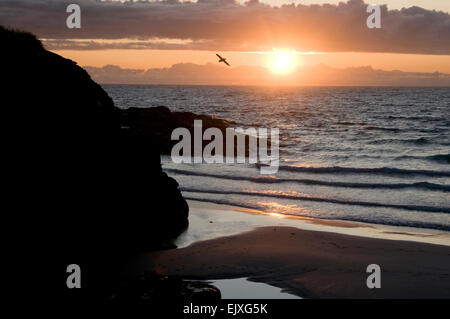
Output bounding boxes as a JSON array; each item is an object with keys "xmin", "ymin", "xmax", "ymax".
[{"xmin": 2, "ymin": 26, "xmax": 191, "ymax": 303}]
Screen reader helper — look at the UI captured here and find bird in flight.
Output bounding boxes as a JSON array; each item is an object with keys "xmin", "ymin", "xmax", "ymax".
[{"xmin": 216, "ymin": 54, "xmax": 230, "ymax": 66}]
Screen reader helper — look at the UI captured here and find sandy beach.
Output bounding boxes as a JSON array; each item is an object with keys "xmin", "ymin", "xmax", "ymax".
[
  {"xmin": 178, "ymin": 200, "xmax": 450, "ymax": 247},
  {"xmin": 130, "ymin": 200, "xmax": 450, "ymax": 299}
]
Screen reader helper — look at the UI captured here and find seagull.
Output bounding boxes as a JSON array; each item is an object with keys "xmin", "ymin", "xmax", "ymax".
[{"xmin": 216, "ymin": 54, "xmax": 230, "ymax": 66}]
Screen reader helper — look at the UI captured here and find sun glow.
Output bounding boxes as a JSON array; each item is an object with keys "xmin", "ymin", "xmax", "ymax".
[
  {"xmin": 266, "ymin": 212, "xmax": 284, "ymax": 218},
  {"xmin": 268, "ymin": 51, "xmax": 298, "ymax": 75}
]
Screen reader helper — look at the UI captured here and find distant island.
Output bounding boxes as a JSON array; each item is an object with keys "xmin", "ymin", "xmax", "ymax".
[{"xmin": 84, "ymin": 63, "xmax": 450, "ymax": 86}]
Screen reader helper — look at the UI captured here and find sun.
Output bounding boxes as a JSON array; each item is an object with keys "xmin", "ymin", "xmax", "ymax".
[{"xmin": 268, "ymin": 52, "xmax": 298, "ymax": 75}]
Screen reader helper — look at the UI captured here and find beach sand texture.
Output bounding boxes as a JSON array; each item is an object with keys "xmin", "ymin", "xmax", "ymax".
[{"xmin": 135, "ymin": 224, "xmax": 450, "ymax": 298}]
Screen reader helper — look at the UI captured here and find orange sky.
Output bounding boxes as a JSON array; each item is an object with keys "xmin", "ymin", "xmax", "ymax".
[
  {"xmin": 53, "ymin": 49, "xmax": 450, "ymax": 73},
  {"xmin": 33, "ymin": 0, "xmax": 448, "ymax": 74},
  {"xmin": 1, "ymin": 0, "xmax": 449, "ymax": 84}
]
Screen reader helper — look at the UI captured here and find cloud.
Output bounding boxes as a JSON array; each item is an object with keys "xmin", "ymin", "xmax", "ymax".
[
  {"xmin": 1, "ymin": 0, "xmax": 450, "ymax": 54},
  {"xmin": 41, "ymin": 38, "xmax": 223, "ymax": 51},
  {"xmin": 84, "ymin": 63, "xmax": 450, "ymax": 86}
]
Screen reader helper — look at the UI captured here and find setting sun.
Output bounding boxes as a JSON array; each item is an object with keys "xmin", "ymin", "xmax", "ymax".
[{"xmin": 268, "ymin": 52, "xmax": 298, "ymax": 75}]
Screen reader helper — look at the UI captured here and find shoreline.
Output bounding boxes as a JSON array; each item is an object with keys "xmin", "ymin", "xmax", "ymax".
[
  {"xmin": 133, "ymin": 226, "xmax": 450, "ymax": 298},
  {"xmin": 128, "ymin": 200, "xmax": 450, "ymax": 298},
  {"xmin": 178, "ymin": 200, "xmax": 450, "ymax": 248}
]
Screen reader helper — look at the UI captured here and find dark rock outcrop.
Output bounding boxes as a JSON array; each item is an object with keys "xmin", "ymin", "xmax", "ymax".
[
  {"xmin": 121, "ymin": 105, "xmax": 269, "ymax": 158},
  {"xmin": 2, "ymin": 26, "xmax": 189, "ymax": 303},
  {"xmin": 109, "ymin": 272, "xmax": 221, "ymax": 304},
  {"xmin": 121, "ymin": 105, "xmax": 236, "ymax": 155}
]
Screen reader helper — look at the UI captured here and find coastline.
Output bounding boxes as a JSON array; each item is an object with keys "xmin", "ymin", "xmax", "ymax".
[
  {"xmin": 178, "ymin": 200, "xmax": 450, "ymax": 248},
  {"xmin": 129, "ymin": 200, "xmax": 450, "ymax": 298}
]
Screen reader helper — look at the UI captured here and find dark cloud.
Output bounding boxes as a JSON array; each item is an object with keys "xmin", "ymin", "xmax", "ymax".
[
  {"xmin": 41, "ymin": 38, "xmax": 216, "ymax": 51},
  {"xmin": 84, "ymin": 63, "xmax": 450, "ymax": 86},
  {"xmin": 1, "ymin": 0, "xmax": 449, "ymax": 54}
]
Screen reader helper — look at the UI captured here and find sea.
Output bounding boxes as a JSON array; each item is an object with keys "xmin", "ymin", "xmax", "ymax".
[{"xmin": 103, "ymin": 85, "xmax": 450, "ymax": 231}]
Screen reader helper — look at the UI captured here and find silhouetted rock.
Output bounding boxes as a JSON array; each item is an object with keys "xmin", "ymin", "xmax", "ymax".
[
  {"xmin": 121, "ymin": 105, "xmax": 268, "ymax": 157},
  {"xmin": 121, "ymin": 105, "xmax": 236, "ymax": 154},
  {"xmin": 109, "ymin": 272, "xmax": 221, "ymax": 305},
  {"xmin": 2, "ymin": 26, "xmax": 190, "ymax": 304}
]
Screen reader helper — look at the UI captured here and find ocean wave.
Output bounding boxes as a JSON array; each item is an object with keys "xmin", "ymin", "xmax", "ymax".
[
  {"xmin": 166, "ymin": 168, "xmax": 450, "ymax": 192},
  {"xmin": 394, "ymin": 154, "xmax": 450, "ymax": 164},
  {"xmin": 183, "ymin": 196, "xmax": 450, "ymax": 231},
  {"xmin": 335, "ymin": 121, "xmax": 367, "ymax": 126},
  {"xmin": 409, "ymin": 137, "xmax": 430, "ymax": 145},
  {"xmin": 181, "ymin": 188, "xmax": 450, "ymax": 214},
  {"xmin": 266, "ymin": 164, "xmax": 450, "ymax": 177},
  {"xmin": 367, "ymin": 137, "xmax": 430, "ymax": 145},
  {"xmin": 364, "ymin": 126, "xmax": 400, "ymax": 132},
  {"xmin": 428, "ymin": 154, "xmax": 450, "ymax": 164}
]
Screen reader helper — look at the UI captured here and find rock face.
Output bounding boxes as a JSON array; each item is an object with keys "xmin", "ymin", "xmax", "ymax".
[
  {"xmin": 121, "ymin": 105, "xmax": 236, "ymax": 155},
  {"xmin": 2, "ymin": 26, "xmax": 189, "ymax": 302},
  {"xmin": 109, "ymin": 272, "xmax": 221, "ymax": 305},
  {"xmin": 121, "ymin": 105, "xmax": 269, "ymax": 159}
]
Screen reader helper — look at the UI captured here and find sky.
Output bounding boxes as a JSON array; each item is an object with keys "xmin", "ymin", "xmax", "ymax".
[
  {"xmin": 262, "ymin": 1, "xmax": 450, "ymax": 12},
  {"xmin": 1, "ymin": 0, "xmax": 450, "ymax": 84}
]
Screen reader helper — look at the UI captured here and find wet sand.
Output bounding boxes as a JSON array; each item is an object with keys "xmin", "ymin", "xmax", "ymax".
[
  {"xmin": 130, "ymin": 201, "xmax": 450, "ymax": 298},
  {"xmin": 176, "ymin": 200, "xmax": 450, "ymax": 247},
  {"xmin": 134, "ymin": 226, "xmax": 450, "ymax": 298}
]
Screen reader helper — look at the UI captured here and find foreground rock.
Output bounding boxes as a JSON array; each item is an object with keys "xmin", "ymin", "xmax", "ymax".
[
  {"xmin": 109, "ymin": 272, "xmax": 221, "ymax": 304},
  {"xmin": 3, "ymin": 25, "xmax": 189, "ymax": 251},
  {"xmin": 2, "ymin": 26, "xmax": 190, "ymax": 304}
]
